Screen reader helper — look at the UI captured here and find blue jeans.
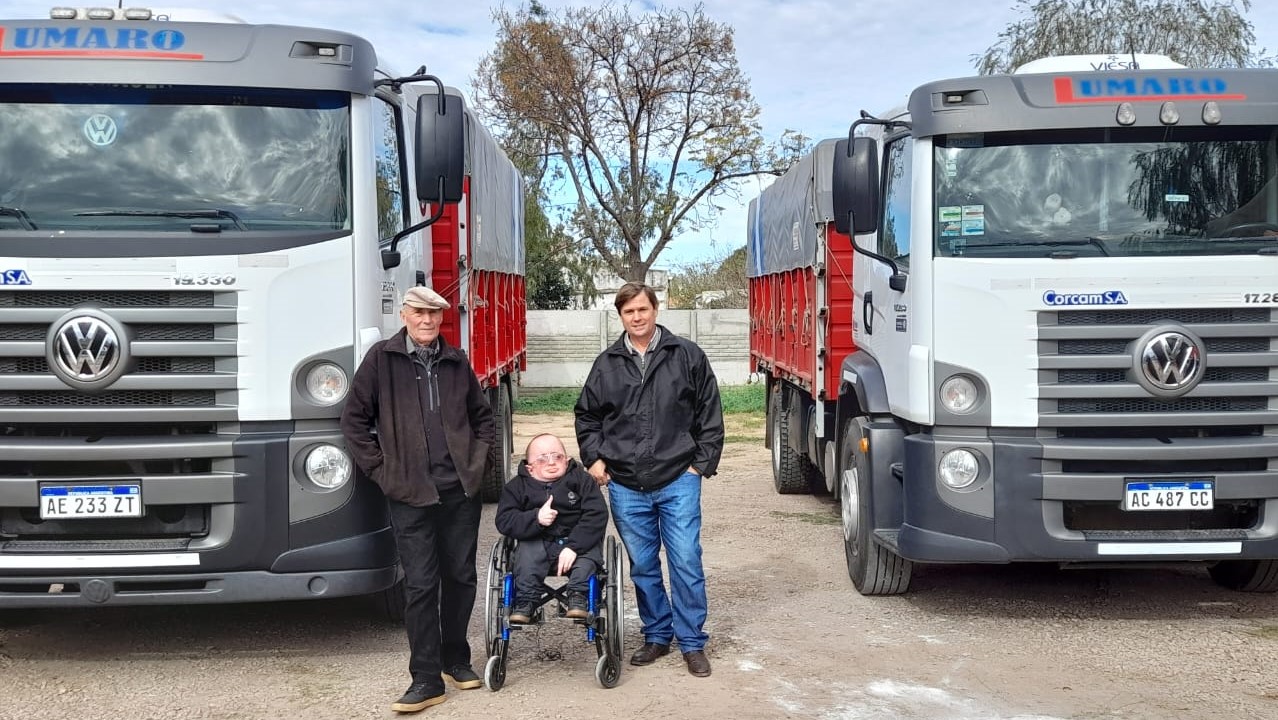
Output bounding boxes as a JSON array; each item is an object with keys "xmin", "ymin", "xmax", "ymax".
[{"xmin": 607, "ymin": 470, "xmax": 708, "ymax": 652}]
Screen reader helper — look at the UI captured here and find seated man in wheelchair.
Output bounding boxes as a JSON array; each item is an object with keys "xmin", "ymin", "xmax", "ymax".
[{"xmin": 495, "ymin": 432, "xmax": 608, "ymax": 624}]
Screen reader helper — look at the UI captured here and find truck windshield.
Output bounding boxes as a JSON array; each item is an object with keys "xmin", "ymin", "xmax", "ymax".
[
  {"xmin": 0, "ymin": 85, "xmax": 349, "ymax": 232},
  {"xmin": 934, "ymin": 126, "xmax": 1278, "ymax": 258}
]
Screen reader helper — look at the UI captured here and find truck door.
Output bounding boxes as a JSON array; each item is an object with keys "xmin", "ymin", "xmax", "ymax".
[{"xmin": 857, "ymin": 134, "xmax": 916, "ymax": 416}]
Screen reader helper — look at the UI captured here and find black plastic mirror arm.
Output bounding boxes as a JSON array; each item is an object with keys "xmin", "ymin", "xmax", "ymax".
[
  {"xmin": 382, "ymin": 177, "xmax": 447, "ymax": 269},
  {"xmin": 845, "ymin": 114, "xmax": 912, "ymax": 150}
]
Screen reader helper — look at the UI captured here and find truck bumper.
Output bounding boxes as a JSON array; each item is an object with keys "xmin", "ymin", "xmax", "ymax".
[{"xmin": 894, "ymin": 431, "xmax": 1278, "ymax": 563}]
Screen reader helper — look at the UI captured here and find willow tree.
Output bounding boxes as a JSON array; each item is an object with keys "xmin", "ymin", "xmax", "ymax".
[
  {"xmin": 474, "ymin": 2, "xmax": 799, "ymax": 282},
  {"xmin": 975, "ymin": 0, "xmax": 1270, "ymax": 74}
]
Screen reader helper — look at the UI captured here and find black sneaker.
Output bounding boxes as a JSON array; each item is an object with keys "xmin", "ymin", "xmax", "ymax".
[
  {"xmin": 565, "ymin": 591, "xmax": 589, "ymax": 619},
  {"xmin": 390, "ymin": 682, "xmax": 445, "ymax": 713},
  {"xmin": 508, "ymin": 603, "xmax": 534, "ymax": 624},
  {"xmin": 442, "ymin": 664, "xmax": 482, "ymax": 690}
]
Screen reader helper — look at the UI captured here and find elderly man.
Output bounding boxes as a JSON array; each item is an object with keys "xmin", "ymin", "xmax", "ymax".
[
  {"xmin": 340, "ymin": 286, "xmax": 495, "ymax": 714},
  {"xmin": 574, "ymin": 281, "xmax": 724, "ymax": 678}
]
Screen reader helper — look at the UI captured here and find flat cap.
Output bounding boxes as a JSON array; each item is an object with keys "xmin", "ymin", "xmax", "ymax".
[{"xmin": 402, "ymin": 286, "xmax": 450, "ymax": 310}]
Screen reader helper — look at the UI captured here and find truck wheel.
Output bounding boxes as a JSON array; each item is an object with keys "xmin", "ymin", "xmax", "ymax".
[
  {"xmin": 1209, "ymin": 559, "xmax": 1278, "ymax": 592},
  {"xmin": 839, "ymin": 418, "xmax": 911, "ymax": 595},
  {"xmin": 482, "ymin": 384, "xmax": 513, "ymax": 503},
  {"xmin": 769, "ymin": 387, "xmax": 809, "ymax": 494}
]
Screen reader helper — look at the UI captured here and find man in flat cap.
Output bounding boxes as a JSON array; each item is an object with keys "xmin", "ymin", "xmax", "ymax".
[{"xmin": 341, "ymin": 285, "xmax": 495, "ymax": 713}]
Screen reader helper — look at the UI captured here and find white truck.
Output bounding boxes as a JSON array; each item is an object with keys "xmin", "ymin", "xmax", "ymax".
[
  {"xmin": 820, "ymin": 56, "xmax": 1278, "ymax": 594},
  {"xmin": 0, "ymin": 8, "xmax": 525, "ymax": 612}
]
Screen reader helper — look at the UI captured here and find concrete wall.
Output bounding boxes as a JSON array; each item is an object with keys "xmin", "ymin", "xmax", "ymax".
[{"xmin": 524, "ymin": 309, "xmax": 751, "ymax": 387}]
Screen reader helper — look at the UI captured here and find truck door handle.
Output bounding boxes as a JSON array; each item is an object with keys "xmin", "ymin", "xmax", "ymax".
[{"xmin": 863, "ymin": 291, "xmax": 874, "ymax": 335}]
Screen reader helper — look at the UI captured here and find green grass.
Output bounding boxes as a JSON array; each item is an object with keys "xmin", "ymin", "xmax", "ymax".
[
  {"xmin": 515, "ymin": 388, "xmax": 582, "ymax": 414},
  {"xmin": 516, "ymin": 382, "xmax": 766, "ymax": 415},
  {"xmin": 768, "ymin": 510, "xmax": 840, "ymax": 526}
]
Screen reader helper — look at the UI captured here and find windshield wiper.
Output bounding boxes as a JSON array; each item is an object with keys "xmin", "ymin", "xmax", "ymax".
[
  {"xmin": 75, "ymin": 208, "xmax": 248, "ymax": 231},
  {"xmin": 956, "ymin": 238, "xmax": 1111, "ymax": 257},
  {"xmin": 0, "ymin": 206, "xmax": 36, "ymax": 230}
]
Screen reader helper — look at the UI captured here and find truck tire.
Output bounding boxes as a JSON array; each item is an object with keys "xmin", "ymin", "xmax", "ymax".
[
  {"xmin": 839, "ymin": 418, "xmax": 911, "ymax": 595},
  {"xmin": 482, "ymin": 383, "xmax": 513, "ymax": 503},
  {"xmin": 1208, "ymin": 559, "xmax": 1278, "ymax": 592},
  {"xmin": 769, "ymin": 387, "xmax": 809, "ymax": 494}
]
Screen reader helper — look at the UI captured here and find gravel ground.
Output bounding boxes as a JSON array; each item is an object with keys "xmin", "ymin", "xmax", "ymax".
[{"xmin": 1, "ymin": 412, "xmax": 1277, "ymax": 719}]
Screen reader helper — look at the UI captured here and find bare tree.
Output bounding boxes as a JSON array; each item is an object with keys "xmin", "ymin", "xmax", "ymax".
[
  {"xmin": 474, "ymin": 2, "xmax": 803, "ymax": 282},
  {"xmin": 975, "ymin": 0, "xmax": 1271, "ymax": 74}
]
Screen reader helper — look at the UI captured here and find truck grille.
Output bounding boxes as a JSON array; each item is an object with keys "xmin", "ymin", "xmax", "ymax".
[
  {"xmin": 1037, "ymin": 307, "xmax": 1278, "ymax": 533},
  {"xmin": 0, "ymin": 289, "xmax": 239, "ymax": 421}
]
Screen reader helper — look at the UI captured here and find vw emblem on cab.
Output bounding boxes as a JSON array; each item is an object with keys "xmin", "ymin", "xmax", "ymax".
[
  {"xmin": 45, "ymin": 309, "xmax": 130, "ymax": 391},
  {"xmin": 1132, "ymin": 326, "xmax": 1205, "ymax": 398}
]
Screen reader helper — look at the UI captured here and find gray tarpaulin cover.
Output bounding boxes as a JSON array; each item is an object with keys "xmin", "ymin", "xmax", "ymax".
[
  {"xmin": 746, "ymin": 139, "xmax": 837, "ymax": 277},
  {"xmin": 426, "ymin": 86, "xmax": 525, "ymax": 274}
]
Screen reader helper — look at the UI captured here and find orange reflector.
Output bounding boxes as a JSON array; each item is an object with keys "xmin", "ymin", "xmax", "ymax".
[{"xmin": 859, "ymin": 437, "xmax": 869, "ymax": 453}]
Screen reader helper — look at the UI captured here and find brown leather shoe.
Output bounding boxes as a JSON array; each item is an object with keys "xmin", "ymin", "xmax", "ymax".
[
  {"xmin": 628, "ymin": 642, "xmax": 671, "ymax": 666},
  {"xmin": 683, "ymin": 650, "xmax": 711, "ymax": 677}
]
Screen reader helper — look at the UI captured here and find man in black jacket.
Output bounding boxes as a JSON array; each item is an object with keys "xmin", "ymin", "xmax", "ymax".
[
  {"xmin": 494, "ymin": 433, "xmax": 607, "ymax": 623},
  {"xmin": 574, "ymin": 281, "xmax": 724, "ymax": 678},
  {"xmin": 340, "ymin": 286, "xmax": 494, "ymax": 714}
]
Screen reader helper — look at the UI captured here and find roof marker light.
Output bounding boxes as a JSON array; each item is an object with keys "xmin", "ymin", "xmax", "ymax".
[
  {"xmin": 123, "ymin": 8, "xmax": 153, "ymax": 20},
  {"xmin": 86, "ymin": 7, "xmax": 115, "ymax": 20},
  {"xmin": 49, "ymin": 7, "xmax": 77, "ymax": 19},
  {"xmin": 318, "ymin": 46, "xmax": 337, "ymax": 57},
  {"xmin": 1116, "ymin": 102, "xmax": 1137, "ymax": 126},
  {"xmin": 1159, "ymin": 101, "xmax": 1180, "ymax": 125},
  {"xmin": 1202, "ymin": 101, "xmax": 1222, "ymax": 125}
]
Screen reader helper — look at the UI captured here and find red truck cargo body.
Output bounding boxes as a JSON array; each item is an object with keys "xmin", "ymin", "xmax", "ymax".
[{"xmin": 748, "ymin": 140, "xmax": 855, "ymax": 404}]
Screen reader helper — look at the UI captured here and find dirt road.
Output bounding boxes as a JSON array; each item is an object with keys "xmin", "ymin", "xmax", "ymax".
[{"xmin": 1, "ymin": 412, "xmax": 1277, "ymax": 719}]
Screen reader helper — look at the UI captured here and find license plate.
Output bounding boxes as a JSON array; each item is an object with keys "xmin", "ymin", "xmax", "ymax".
[
  {"xmin": 39, "ymin": 484, "xmax": 142, "ymax": 519},
  {"xmin": 1123, "ymin": 480, "xmax": 1213, "ymax": 511}
]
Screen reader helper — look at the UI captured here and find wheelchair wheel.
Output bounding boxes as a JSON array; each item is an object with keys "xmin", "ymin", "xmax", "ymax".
[
  {"xmin": 605, "ymin": 536, "xmax": 625, "ymax": 662},
  {"xmin": 483, "ymin": 538, "xmax": 506, "ymax": 653},
  {"xmin": 484, "ymin": 652, "xmax": 507, "ymax": 692},
  {"xmin": 595, "ymin": 654, "xmax": 621, "ymax": 689}
]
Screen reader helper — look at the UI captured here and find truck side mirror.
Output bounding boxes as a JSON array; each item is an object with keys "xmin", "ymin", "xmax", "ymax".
[
  {"xmin": 831, "ymin": 137, "xmax": 880, "ymax": 236},
  {"xmin": 415, "ymin": 92, "xmax": 464, "ymax": 203}
]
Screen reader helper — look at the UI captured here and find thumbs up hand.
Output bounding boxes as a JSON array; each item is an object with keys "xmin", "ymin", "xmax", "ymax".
[{"xmin": 537, "ymin": 494, "xmax": 558, "ymax": 526}]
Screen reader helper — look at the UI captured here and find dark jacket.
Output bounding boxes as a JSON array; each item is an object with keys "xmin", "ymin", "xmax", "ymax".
[
  {"xmin": 494, "ymin": 460, "xmax": 607, "ymax": 553},
  {"xmin": 574, "ymin": 325, "xmax": 724, "ymax": 491},
  {"xmin": 340, "ymin": 329, "xmax": 494, "ymax": 506}
]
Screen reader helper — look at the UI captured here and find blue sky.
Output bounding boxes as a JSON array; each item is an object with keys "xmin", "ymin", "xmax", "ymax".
[{"xmin": 8, "ymin": 1, "xmax": 1278, "ymax": 268}]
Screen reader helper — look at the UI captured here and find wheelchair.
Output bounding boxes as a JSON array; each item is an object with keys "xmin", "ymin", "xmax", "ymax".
[{"xmin": 482, "ymin": 534, "xmax": 625, "ymax": 690}]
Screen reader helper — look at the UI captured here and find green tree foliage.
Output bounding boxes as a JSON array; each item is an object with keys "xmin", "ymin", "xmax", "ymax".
[
  {"xmin": 524, "ymin": 191, "xmax": 598, "ymax": 309},
  {"xmin": 975, "ymin": 0, "xmax": 1270, "ymax": 74},
  {"xmin": 474, "ymin": 2, "xmax": 804, "ymax": 283},
  {"xmin": 667, "ymin": 246, "xmax": 748, "ymax": 309}
]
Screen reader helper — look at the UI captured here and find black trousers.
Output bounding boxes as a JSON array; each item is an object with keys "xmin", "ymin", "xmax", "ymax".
[
  {"xmin": 387, "ymin": 486, "xmax": 481, "ymax": 688},
  {"xmin": 511, "ymin": 538, "xmax": 603, "ymax": 606}
]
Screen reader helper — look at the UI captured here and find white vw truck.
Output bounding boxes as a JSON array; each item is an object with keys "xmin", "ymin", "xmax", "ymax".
[
  {"xmin": 829, "ymin": 57, "xmax": 1278, "ymax": 595},
  {"xmin": 0, "ymin": 8, "xmax": 520, "ymax": 613}
]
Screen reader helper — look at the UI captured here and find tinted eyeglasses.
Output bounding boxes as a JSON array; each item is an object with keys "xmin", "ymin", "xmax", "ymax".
[{"xmin": 529, "ymin": 452, "xmax": 566, "ymax": 466}]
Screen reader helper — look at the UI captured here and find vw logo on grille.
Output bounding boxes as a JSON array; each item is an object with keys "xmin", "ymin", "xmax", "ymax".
[
  {"xmin": 45, "ymin": 310, "xmax": 130, "ymax": 390},
  {"xmin": 1133, "ymin": 327, "xmax": 1205, "ymax": 397}
]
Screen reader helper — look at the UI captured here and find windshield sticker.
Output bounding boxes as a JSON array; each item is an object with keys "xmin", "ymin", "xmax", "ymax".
[
  {"xmin": 961, "ymin": 205, "xmax": 985, "ymax": 236},
  {"xmin": 945, "ymin": 159, "xmax": 957, "ymax": 178},
  {"xmin": 83, "ymin": 114, "xmax": 119, "ymax": 146},
  {"xmin": 939, "ymin": 206, "xmax": 962, "ymax": 235},
  {"xmin": 1042, "ymin": 290, "xmax": 1130, "ymax": 306},
  {"xmin": 1, "ymin": 269, "xmax": 31, "ymax": 285},
  {"xmin": 1165, "ymin": 193, "xmax": 1190, "ymax": 203}
]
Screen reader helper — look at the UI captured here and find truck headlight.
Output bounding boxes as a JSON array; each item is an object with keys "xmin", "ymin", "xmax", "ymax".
[
  {"xmin": 305, "ymin": 362, "xmax": 349, "ymax": 406},
  {"xmin": 939, "ymin": 375, "xmax": 980, "ymax": 414},
  {"xmin": 938, "ymin": 449, "xmax": 980, "ymax": 489},
  {"xmin": 305, "ymin": 444, "xmax": 352, "ymax": 490}
]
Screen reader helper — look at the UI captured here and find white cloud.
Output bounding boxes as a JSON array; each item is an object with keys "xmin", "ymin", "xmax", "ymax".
[{"xmin": 6, "ymin": 0, "xmax": 1278, "ymax": 265}]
